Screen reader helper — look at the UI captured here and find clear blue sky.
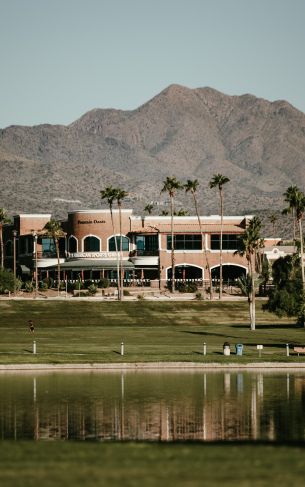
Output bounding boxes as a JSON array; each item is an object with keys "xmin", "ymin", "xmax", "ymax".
[{"xmin": 1, "ymin": 0, "xmax": 304, "ymax": 128}]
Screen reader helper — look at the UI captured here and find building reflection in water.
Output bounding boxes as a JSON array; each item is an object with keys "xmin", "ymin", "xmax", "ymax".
[{"xmin": 0, "ymin": 370, "xmax": 304, "ymax": 442}]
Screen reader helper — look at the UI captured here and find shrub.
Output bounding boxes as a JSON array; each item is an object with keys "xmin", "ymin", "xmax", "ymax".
[
  {"xmin": 137, "ymin": 294, "xmax": 144, "ymax": 300},
  {"xmin": 176, "ymin": 282, "xmax": 198, "ymax": 293},
  {"xmin": 24, "ymin": 281, "xmax": 34, "ymax": 293},
  {"xmin": 0, "ymin": 268, "xmax": 17, "ymax": 294},
  {"xmin": 42, "ymin": 277, "xmax": 54, "ymax": 289},
  {"xmin": 195, "ymin": 291, "xmax": 203, "ymax": 300},
  {"xmin": 88, "ymin": 284, "xmax": 97, "ymax": 295},
  {"xmin": 123, "ymin": 289, "xmax": 131, "ymax": 296},
  {"xmin": 98, "ymin": 278, "xmax": 110, "ymax": 289}
]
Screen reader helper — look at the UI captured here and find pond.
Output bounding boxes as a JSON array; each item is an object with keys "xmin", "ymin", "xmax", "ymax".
[{"xmin": 0, "ymin": 370, "xmax": 304, "ymax": 442}]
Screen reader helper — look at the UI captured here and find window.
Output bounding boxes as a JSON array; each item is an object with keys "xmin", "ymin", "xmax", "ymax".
[
  {"xmin": 136, "ymin": 235, "xmax": 158, "ymax": 252},
  {"xmin": 167, "ymin": 234, "xmax": 202, "ymax": 250},
  {"xmin": 211, "ymin": 234, "xmax": 240, "ymax": 250},
  {"xmin": 41, "ymin": 238, "xmax": 56, "ymax": 256},
  {"xmin": 109, "ymin": 236, "xmax": 129, "ymax": 251},
  {"xmin": 68, "ymin": 236, "xmax": 77, "ymax": 253},
  {"xmin": 84, "ymin": 236, "xmax": 100, "ymax": 252}
]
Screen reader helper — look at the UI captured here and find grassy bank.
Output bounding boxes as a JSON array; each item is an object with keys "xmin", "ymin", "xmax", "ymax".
[
  {"xmin": 0, "ymin": 300, "xmax": 303, "ymax": 364},
  {"xmin": 0, "ymin": 441, "xmax": 304, "ymax": 487}
]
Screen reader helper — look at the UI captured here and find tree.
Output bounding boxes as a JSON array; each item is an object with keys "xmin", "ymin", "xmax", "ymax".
[
  {"xmin": 268, "ymin": 213, "xmax": 278, "ymax": 235},
  {"xmin": 282, "ymin": 185, "xmax": 299, "ymax": 242},
  {"xmin": 161, "ymin": 177, "xmax": 183, "ymax": 292},
  {"xmin": 0, "ymin": 268, "xmax": 20, "ymax": 294},
  {"xmin": 175, "ymin": 209, "xmax": 189, "ymax": 216},
  {"xmin": 185, "ymin": 179, "xmax": 213, "ymax": 300},
  {"xmin": 101, "ymin": 186, "xmax": 121, "ymax": 300},
  {"xmin": 144, "ymin": 204, "xmax": 154, "ymax": 215},
  {"xmin": 42, "ymin": 219, "xmax": 66, "ymax": 295},
  {"xmin": 283, "ymin": 187, "xmax": 305, "ymax": 288},
  {"xmin": 0, "ymin": 209, "xmax": 11, "ymax": 269},
  {"xmin": 116, "ymin": 188, "xmax": 128, "ymax": 301},
  {"xmin": 209, "ymin": 174, "xmax": 230, "ymax": 299},
  {"xmin": 263, "ymin": 254, "xmax": 305, "ymax": 325},
  {"xmin": 235, "ymin": 216, "xmax": 263, "ymax": 330}
]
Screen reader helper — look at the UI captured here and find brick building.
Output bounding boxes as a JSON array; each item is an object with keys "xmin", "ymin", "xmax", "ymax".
[{"xmin": 3, "ymin": 209, "xmax": 259, "ymax": 288}]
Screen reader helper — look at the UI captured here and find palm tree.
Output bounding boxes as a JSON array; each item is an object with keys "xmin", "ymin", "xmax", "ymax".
[
  {"xmin": 161, "ymin": 176, "xmax": 183, "ymax": 292},
  {"xmin": 116, "ymin": 189, "xmax": 128, "ymax": 300},
  {"xmin": 283, "ymin": 186, "xmax": 305, "ymax": 288},
  {"xmin": 209, "ymin": 174, "xmax": 230, "ymax": 299},
  {"xmin": 0, "ymin": 209, "xmax": 11, "ymax": 269},
  {"xmin": 185, "ymin": 179, "xmax": 213, "ymax": 300},
  {"xmin": 144, "ymin": 204, "xmax": 154, "ymax": 215},
  {"xmin": 283, "ymin": 185, "xmax": 299, "ymax": 242},
  {"xmin": 269, "ymin": 213, "xmax": 278, "ymax": 235},
  {"xmin": 101, "ymin": 186, "xmax": 120, "ymax": 300},
  {"xmin": 42, "ymin": 219, "xmax": 66, "ymax": 295},
  {"xmin": 235, "ymin": 216, "xmax": 263, "ymax": 330},
  {"xmin": 175, "ymin": 209, "xmax": 189, "ymax": 216}
]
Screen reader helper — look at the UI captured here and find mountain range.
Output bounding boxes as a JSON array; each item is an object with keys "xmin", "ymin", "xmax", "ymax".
[{"xmin": 1, "ymin": 84, "xmax": 305, "ymax": 236}]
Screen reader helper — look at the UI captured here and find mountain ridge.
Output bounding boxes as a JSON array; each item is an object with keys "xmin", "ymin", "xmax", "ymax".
[{"xmin": 0, "ymin": 84, "xmax": 305, "ymax": 232}]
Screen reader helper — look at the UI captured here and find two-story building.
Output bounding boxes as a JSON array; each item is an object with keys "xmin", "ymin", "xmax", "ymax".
[{"xmin": 3, "ymin": 209, "xmax": 256, "ymax": 289}]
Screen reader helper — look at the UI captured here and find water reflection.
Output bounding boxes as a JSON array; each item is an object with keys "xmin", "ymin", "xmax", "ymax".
[{"xmin": 0, "ymin": 371, "xmax": 305, "ymax": 442}]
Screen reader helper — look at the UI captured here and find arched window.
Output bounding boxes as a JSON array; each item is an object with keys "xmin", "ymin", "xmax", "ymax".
[
  {"xmin": 84, "ymin": 236, "xmax": 100, "ymax": 252},
  {"xmin": 108, "ymin": 236, "xmax": 129, "ymax": 252},
  {"xmin": 5, "ymin": 240, "xmax": 13, "ymax": 257},
  {"xmin": 68, "ymin": 236, "xmax": 77, "ymax": 253}
]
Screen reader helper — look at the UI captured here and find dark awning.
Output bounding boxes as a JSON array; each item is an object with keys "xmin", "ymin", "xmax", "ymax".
[{"xmin": 49, "ymin": 259, "xmax": 135, "ymax": 271}]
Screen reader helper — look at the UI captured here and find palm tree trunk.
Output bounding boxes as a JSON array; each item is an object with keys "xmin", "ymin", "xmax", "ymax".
[
  {"xmin": 0, "ymin": 226, "xmax": 3, "ymax": 269},
  {"xmin": 55, "ymin": 239, "xmax": 60, "ymax": 295},
  {"xmin": 170, "ymin": 195, "xmax": 175, "ymax": 293},
  {"xmin": 298, "ymin": 218, "xmax": 305, "ymax": 288},
  {"xmin": 192, "ymin": 192, "xmax": 213, "ymax": 300},
  {"xmin": 293, "ymin": 208, "xmax": 296, "ymax": 242},
  {"xmin": 249, "ymin": 258, "xmax": 256, "ymax": 331},
  {"xmin": 109, "ymin": 206, "xmax": 120, "ymax": 301},
  {"xmin": 118, "ymin": 203, "xmax": 124, "ymax": 301},
  {"xmin": 219, "ymin": 188, "xmax": 223, "ymax": 299}
]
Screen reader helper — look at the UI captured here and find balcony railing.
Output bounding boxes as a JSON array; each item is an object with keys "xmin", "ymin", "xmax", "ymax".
[{"xmin": 130, "ymin": 250, "xmax": 159, "ymax": 257}]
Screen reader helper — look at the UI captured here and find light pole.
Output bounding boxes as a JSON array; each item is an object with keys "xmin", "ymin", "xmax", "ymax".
[
  {"xmin": 12, "ymin": 229, "xmax": 18, "ymax": 294},
  {"xmin": 31, "ymin": 230, "xmax": 38, "ymax": 298}
]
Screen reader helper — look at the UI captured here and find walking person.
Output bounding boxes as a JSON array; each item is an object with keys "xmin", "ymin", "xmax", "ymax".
[{"xmin": 28, "ymin": 320, "xmax": 35, "ymax": 333}]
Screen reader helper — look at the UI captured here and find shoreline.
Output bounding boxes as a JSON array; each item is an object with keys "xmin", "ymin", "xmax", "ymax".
[{"xmin": 1, "ymin": 361, "xmax": 305, "ymax": 372}]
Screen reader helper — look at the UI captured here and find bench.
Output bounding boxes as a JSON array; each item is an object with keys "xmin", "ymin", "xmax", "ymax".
[{"xmin": 293, "ymin": 347, "xmax": 305, "ymax": 356}]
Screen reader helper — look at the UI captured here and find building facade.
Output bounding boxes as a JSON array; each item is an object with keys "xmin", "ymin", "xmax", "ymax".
[{"xmin": 3, "ymin": 209, "xmax": 263, "ymax": 288}]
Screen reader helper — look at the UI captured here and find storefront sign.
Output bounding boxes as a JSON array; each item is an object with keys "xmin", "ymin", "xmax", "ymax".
[
  {"xmin": 69, "ymin": 252, "xmax": 117, "ymax": 258},
  {"xmin": 77, "ymin": 220, "xmax": 106, "ymax": 224}
]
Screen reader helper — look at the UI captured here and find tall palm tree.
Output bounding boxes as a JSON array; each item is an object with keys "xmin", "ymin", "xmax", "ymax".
[
  {"xmin": 101, "ymin": 186, "xmax": 120, "ymax": 300},
  {"xmin": 116, "ymin": 189, "xmax": 128, "ymax": 300},
  {"xmin": 42, "ymin": 219, "xmax": 66, "ymax": 295},
  {"xmin": 283, "ymin": 186, "xmax": 305, "ymax": 288},
  {"xmin": 235, "ymin": 216, "xmax": 263, "ymax": 330},
  {"xmin": 269, "ymin": 213, "xmax": 278, "ymax": 235},
  {"xmin": 0, "ymin": 209, "xmax": 11, "ymax": 269},
  {"xmin": 185, "ymin": 179, "xmax": 213, "ymax": 299},
  {"xmin": 144, "ymin": 203, "xmax": 154, "ymax": 215},
  {"xmin": 283, "ymin": 185, "xmax": 299, "ymax": 242},
  {"xmin": 161, "ymin": 176, "xmax": 183, "ymax": 292},
  {"xmin": 209, "ymin": 174, "xmax": 230, "ymax": 299}
]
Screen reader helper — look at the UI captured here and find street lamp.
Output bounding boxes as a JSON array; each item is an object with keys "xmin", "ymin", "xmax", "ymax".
[
  {"xmin": 12, "ymin": 230, "xmax": 18, "ymax": 294},
  {"xmin": 31, "ymin": 230, "xmax": 38, "ymax": 298}
]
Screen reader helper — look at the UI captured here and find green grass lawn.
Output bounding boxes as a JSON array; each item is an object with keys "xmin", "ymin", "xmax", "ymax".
[
  {"xmin": 0, "ymin": 441, "xmax": 305, "ymax": 487},
  {"xmin": 0, "ymin": 300, "xmax": 303, "ymax": 364}
]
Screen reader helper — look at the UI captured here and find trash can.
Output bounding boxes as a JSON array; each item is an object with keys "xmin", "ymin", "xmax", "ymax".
[
  {"xmin": 223, "ymin": 342, "xmax": 231, "ymax": 356},
  {"xmin": 235, "ymin": 344, "xmax": 243, "ymax": 356}
]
